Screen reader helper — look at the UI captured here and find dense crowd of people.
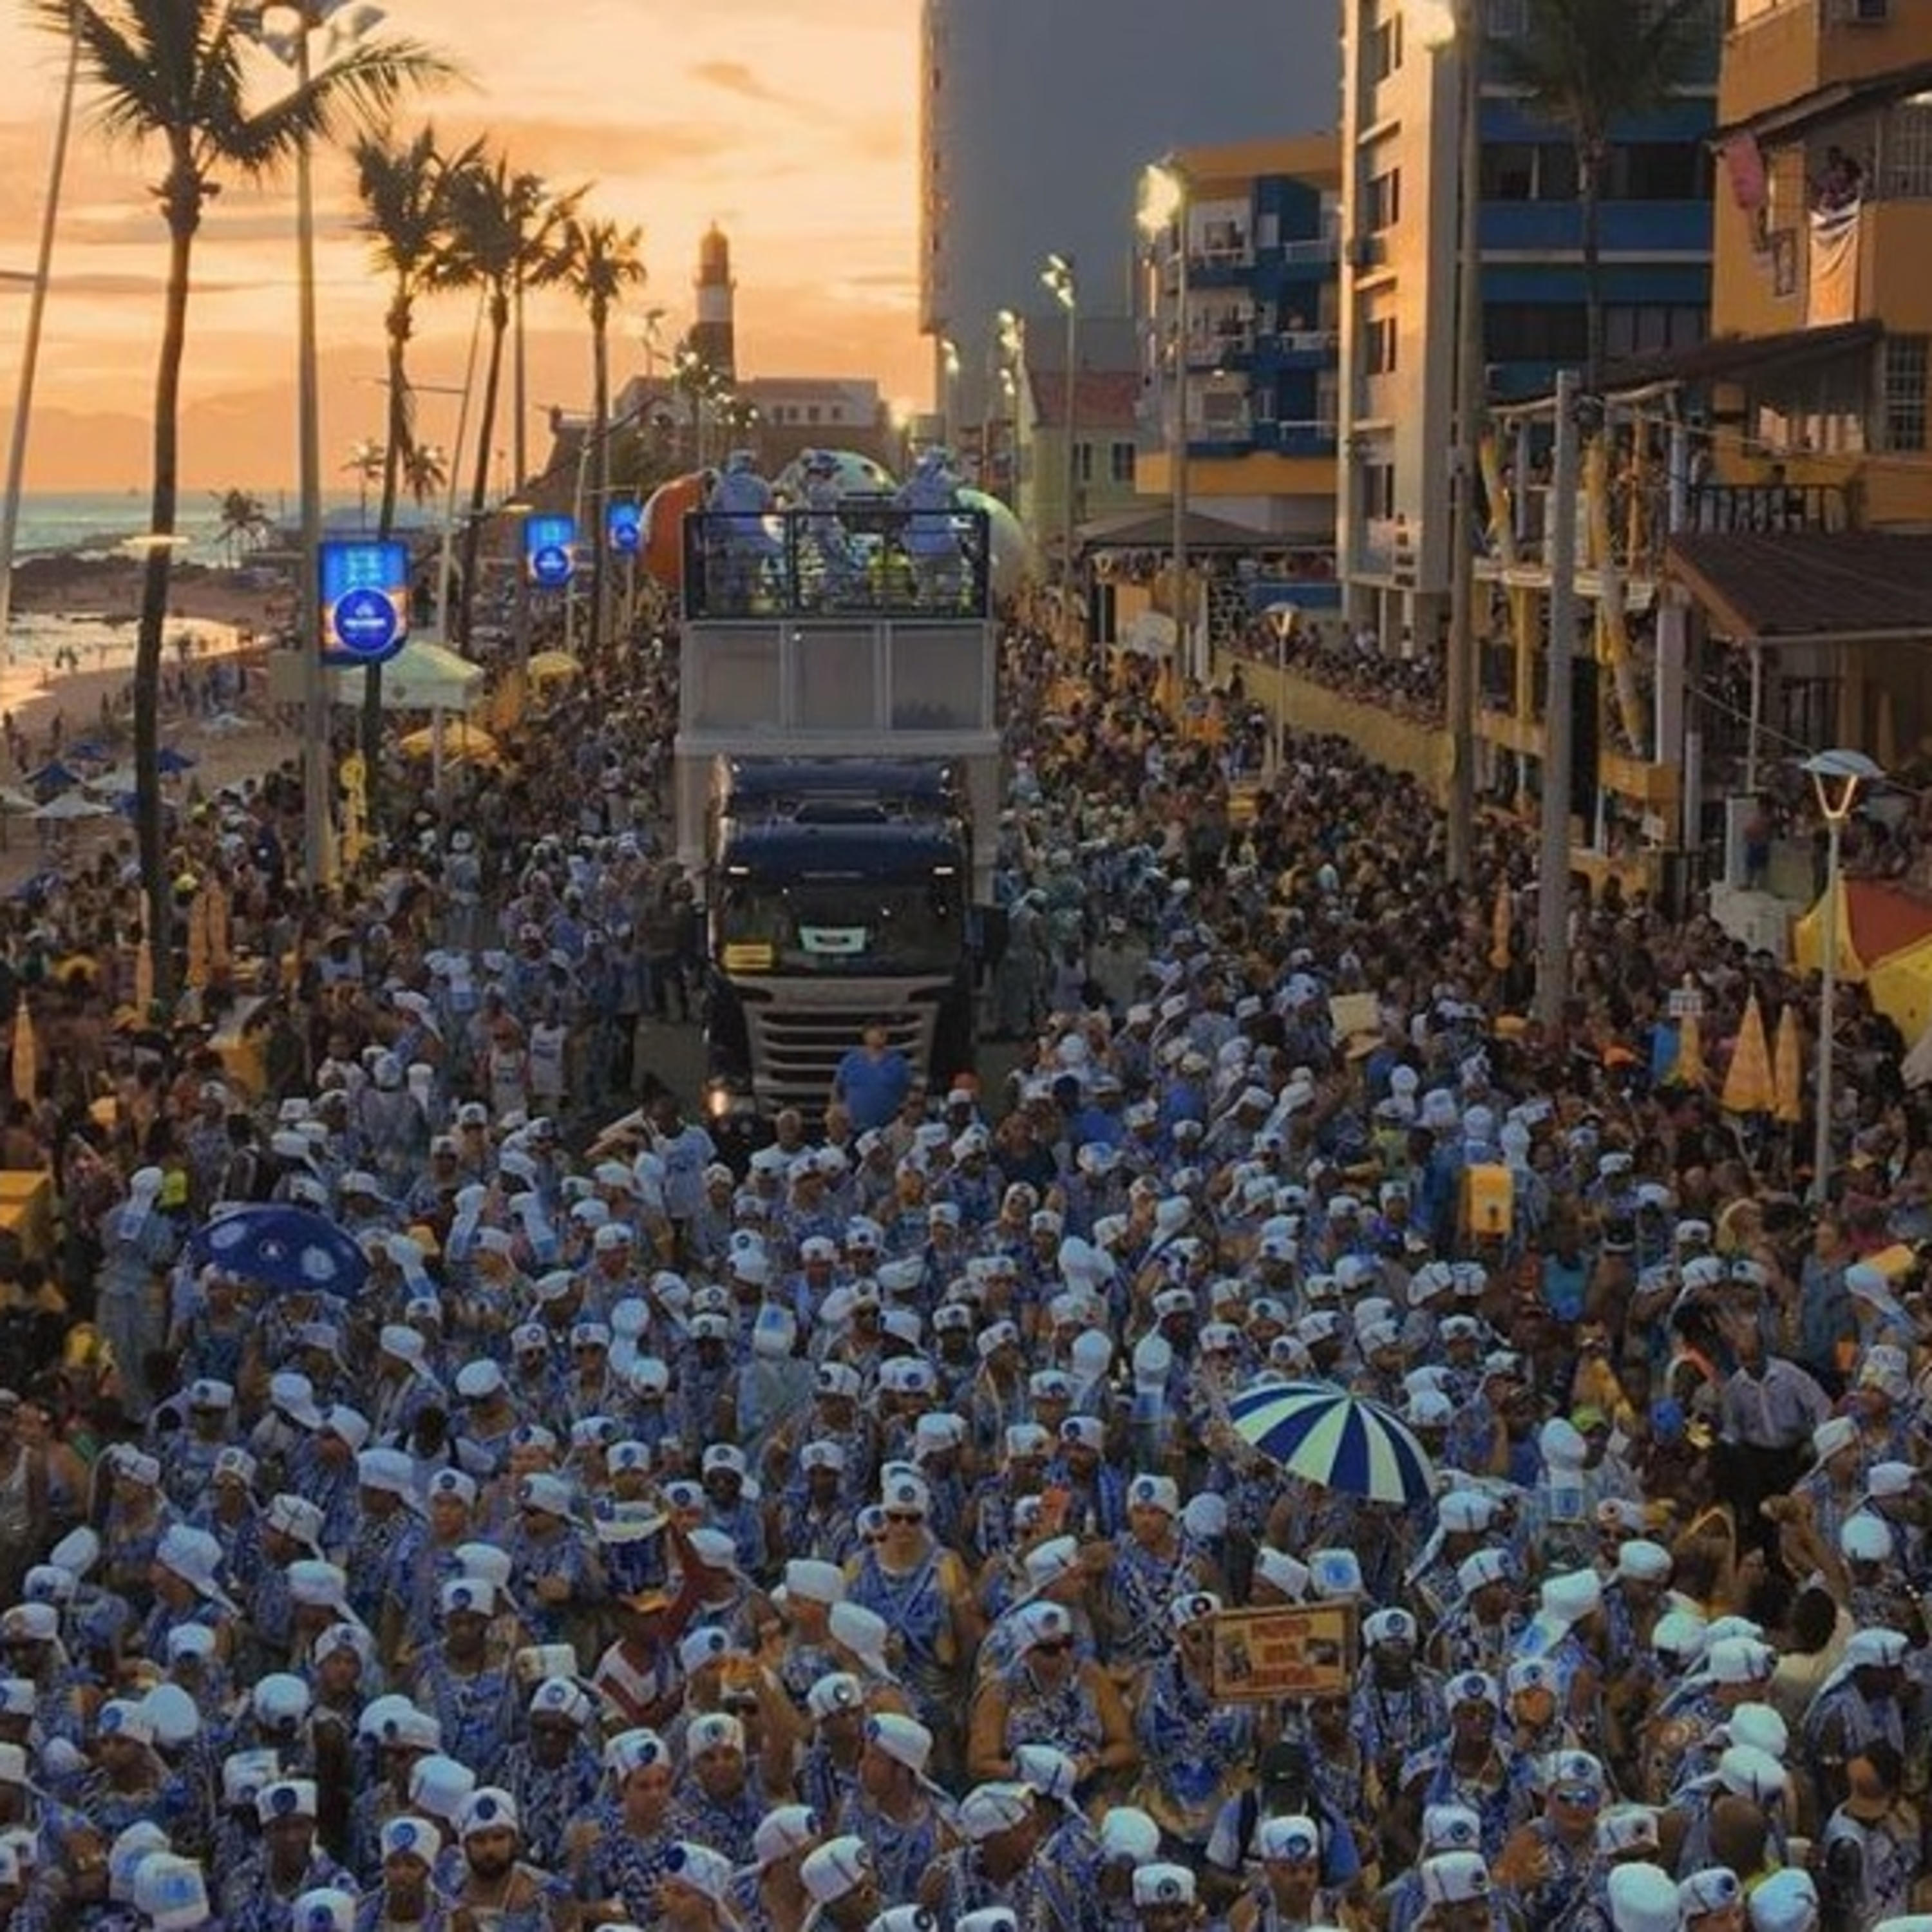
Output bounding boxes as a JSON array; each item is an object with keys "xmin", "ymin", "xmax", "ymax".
[{"xmin": 0, "ymin": 573, "xmax": 1927, "ymax": 1932}]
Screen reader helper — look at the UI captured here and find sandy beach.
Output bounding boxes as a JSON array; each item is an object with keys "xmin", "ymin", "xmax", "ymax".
[{"xmin": 0, "ymin": 555, "xmax": 293, "ymax": 891}]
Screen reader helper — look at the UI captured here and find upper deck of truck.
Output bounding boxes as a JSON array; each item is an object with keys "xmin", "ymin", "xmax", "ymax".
[{"xmin": 681, "ymin": 504, "xmax": 993, "ymax": 625}]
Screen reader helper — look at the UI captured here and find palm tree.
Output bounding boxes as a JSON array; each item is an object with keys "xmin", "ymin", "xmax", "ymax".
[
  {"xmin": 211, "ymin": 486, "xmax": 269, "ymax": 566},
  {"xmin": 35, "ymin": 0, "xmax": 447, "ymax": 996},
  {"xmin": 436, "ymin": 155, "xmax": 581, "ymax": 645},
  {"xmin": 561, "ymin": 214, "xmax": 646, "ymax": 650},
  {"xmin": 1492, "ymin": 0, "xmax": 1710, "ymax": 393},
  {"xmin": 402, "ymin": 440, "xmax": 448, "ymax": 508},
  {"xmin": 351, "ymin": 126, "xmax": 476, "ymax": 831}
]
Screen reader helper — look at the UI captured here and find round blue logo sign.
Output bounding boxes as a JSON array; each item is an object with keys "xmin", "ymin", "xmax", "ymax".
[
  {"xmin": 531, "ymin": 544, "xmax": 574, "ymax": 587},
  {"xmin": 331, "ymin": 586, "xmax": 401, "ymax": 659},
  {"xmin": 609, "ymin": 508, "xmax": 641, "ymax": 555}
]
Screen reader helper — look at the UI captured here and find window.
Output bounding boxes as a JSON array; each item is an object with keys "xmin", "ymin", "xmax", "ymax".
[
  {"xmin": 1486, "ymin": 0, "xmax": 1529, "ymax": 33},
  {"xmin": 1604, "ymin": 142, "xmax": 1709, "ymax": 200},
  {"xmin": 1369, "ymin": 10, "xmax": 1402, "ymax": 80},
  {"xmin": 1361, "ymin": 460, "xmax": 1396, "ymax": 521},
  {"xmin": 1603, "ymin": 305, "xmax": 1709, "ymax": 355},
  {"xmin": 1110, "ymin": 441, "xmax": 1137, "ymax": 484},
  {"xmin": 1365, "ymin": 315, "xmax": 1399, "ymax": 374},
  {"xmin": 1075, "ymin": 442, "xmax": 1095, "ymax": 484},
  {"xmin": 1889, "ymin": 102, "xmax": 1932, "ymax": 200},
  {"xmin": 1884, "ymin": 336, "xmax": 1928, "ymax": 451},
  {"xmin": 1482, "ymin": 144, "xmax": 1539, "ymax": 202},
  {"xmin": 1484, "ymin": 302, "xmax": 1587, "ymax": 363},
  {"xmin": 1367, "ymin": 168, "xmax": 1401, "ymax": 231}
]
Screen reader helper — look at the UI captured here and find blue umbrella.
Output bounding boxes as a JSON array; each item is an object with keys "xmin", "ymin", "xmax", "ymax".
[
  {"xmin": 188, "ymin": 1205, "xmax": 369, "ymax": 1298},
  {"xmin": 157, "ymin": 746, "xmax": 199, "ymax": 775},
  {"xmin": 1227, "ymin": 1378, "xmax": 1436, "ymax": 1506},
  {"xmin": 27, "ymin": 761, "xmax": 79, "ymax": 792},
  {"xmin": 65, "ymin": 739, "xmax": 108, "ymax": 762}
]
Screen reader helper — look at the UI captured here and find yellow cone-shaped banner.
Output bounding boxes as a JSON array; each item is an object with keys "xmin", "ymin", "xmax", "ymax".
[
  {"xmin": 1773, "ymin": 1001, "xmax": 1805, "ymax": 1126},
  {"xmin": 133, "ymin": 936, "xmax": 155, "ymax": 1016},
  {"xmin": 1722, "ymin": 991, "xmax": 1777, "ymax": 1115},
  {"xmin": 1673, "ymin": 1011, "xmax": 1706, "ymax": 1089},
  {"xmin": 10, "ymin": 999, "xmax": 36, "ymax": 1106},
  {"xmin": 1490, "ymin": 886, "xmax": 1513, "ymax": 973}
]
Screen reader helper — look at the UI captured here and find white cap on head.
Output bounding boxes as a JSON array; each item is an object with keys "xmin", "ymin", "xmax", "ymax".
[
  {"xmin": 1131, "ymin": 1866, "xmax": 1197, "ymax": 1909},
  {"xmin": 1747, "ymin": 1870, "xmax": 1818, "ymax": 1932},
  {"xmin": 1421, "ymin": 1854, "xmax": 1492, "ymax": 1909},
  {"xmin": 1609, "ymin": 1865, "xmax": 1685, "ymax": 1932},
  {"xmin": 799, "ymin": 1836, "xmax": 873, "ymax": 1905}
]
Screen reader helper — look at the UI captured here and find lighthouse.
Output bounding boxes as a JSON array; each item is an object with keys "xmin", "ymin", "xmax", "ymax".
[{"xmin": 690, "ymin": 224, "xmax": 737, "ymax": 381}]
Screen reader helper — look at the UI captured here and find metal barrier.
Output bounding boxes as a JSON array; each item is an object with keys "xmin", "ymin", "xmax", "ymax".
[{"xmin": 681, "ymin": 506, "xmax": 992, "ymax": 621}]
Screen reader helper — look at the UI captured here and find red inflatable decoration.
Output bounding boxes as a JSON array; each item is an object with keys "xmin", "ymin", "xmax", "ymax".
[{"xmin": 641, "ymin": 471, "xmax": 710, "ymax": 594}]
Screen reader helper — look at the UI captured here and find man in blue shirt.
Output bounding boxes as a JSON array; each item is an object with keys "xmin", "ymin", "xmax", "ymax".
[{"xmin": 831, "ymin": 1021, "xmax": 914, "ymax": 1132}]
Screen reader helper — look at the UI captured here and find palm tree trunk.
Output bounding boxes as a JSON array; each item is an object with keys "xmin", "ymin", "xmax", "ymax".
[
  {"xmin": 1579, "ymin": 138, "xmax": 1605, "ymax": 397},
  {"xmin": 590, "ymin": 308, "xmax": 610, "ymax": 650},
  {"xmin": 362, "ymin": 299, "xmax": 410, "ymax": 841},
  {"xmin": 139, "ymin": 192, "xmax": 196, "ymax": 1005},
  {"xmin": 457, "ymin": 298, "xmax": 507, "ymax": 646}
]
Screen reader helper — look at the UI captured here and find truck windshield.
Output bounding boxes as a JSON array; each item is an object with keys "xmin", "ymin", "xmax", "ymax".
[{"xmin": 715, "ymin": 876, "xmax": 963, "ymax": 974}]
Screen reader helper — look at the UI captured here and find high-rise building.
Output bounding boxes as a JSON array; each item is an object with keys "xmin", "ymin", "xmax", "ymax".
[
  {"xmin": 920, "ymin": 0, "xmax": 1339, "ymax": 421},
  {"xmin": 1337, "ymin": 0, "xmax": 1719, "ymax": 654},
  {"xmin": 690, "ymin": 223, "xmax": 737, "ymax": 380}
]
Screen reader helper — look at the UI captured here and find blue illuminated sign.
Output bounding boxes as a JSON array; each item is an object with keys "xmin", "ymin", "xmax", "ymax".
[
  {"xmin": 525, "ymin": 514, "xmax": 577, "ymax": 587},
  {"xmin": 607, "ymin": 502, "xmax": 642, "ymax": 555},
  {"xmin": 319, "ymin": 540, "xmax": 410, "ymax": 665}
]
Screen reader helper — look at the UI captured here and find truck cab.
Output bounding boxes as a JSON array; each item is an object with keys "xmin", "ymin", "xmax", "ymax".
[{"xmin": 672, "ymin": 504, "xmax": 1002, "ymax": 1147}]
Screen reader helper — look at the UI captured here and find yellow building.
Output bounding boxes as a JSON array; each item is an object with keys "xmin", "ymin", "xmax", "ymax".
[
  {"xmin": 1665, "ymin": 0, "xmax": 1932, "ymax": 781},
  {"xmin": 1137, "ymin": 135, "xmax": 1342, "ymax": 544}
]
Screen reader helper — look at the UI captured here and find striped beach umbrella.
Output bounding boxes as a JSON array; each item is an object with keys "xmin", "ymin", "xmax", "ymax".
[{"xmin": 1227, "ymin": 1379, "xmax": 1436, "ymax": 1505}]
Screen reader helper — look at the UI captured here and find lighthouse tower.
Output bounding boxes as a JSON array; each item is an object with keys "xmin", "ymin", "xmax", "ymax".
[{"xmin": 690, "ymin": 224, "xmax": 737, "ymax": 379}]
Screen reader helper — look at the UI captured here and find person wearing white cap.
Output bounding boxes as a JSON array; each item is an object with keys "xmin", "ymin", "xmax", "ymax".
[
  {"xmin": 846, "ymin": 1473, "xmax": 979, "ymax": 1741},
  {"xmin": 1095, "ymin": 1475, "xmax": 1209, "ymax": 1674},
  {"xmin": 367, "ymin": 1817, "xmax": 444, "ymax": 1931},
  {"xmin": 916, "ymin": 1784, "xmax": 1039, "ymax": 1920},
  {"xmin": 134, "ymin": 1853, "xmax": 218, "ymax": 1932},
  {"xmin": 410, "ymin": 1579, "xmax": 517, "ymax": 1774},
  {"xmin": 227, "ymin": 1779, "xmax": 346, "ymax": 1931},
  {"xmin": 1226, "ymin": 1815, "xmax": 1343, "ymax": 1932},
  {"xmin": 1356, "ymin": 1606, "xmax": 1446, "ymax": 1799},
  {"xmin": 499, "ymin": 1678, "xmax": 602, "ymax": 1870},
  {"xmin": 671, "ymin": 1712, "xmax": 773, "ymax": 1868},
  {"xmin": 1491, "ymin": 1750, "xmax": 1605, "ymax": 1931},
  {"xmin": 450, "ymin": 1788, "xmax": 556, "ymax": 1931},
  {"xmin": 1803, "ymin": 1628, "xmax": 1908, "ymax": 1814},
  {"xmin": 800, "ymin": 1833, "xmax": 884, "ymax": 1932},
  {"xmin": 964, "ymin": 1598, "xmax": 1137, "ymax": 1792},
  {"xmin": 840, "ymin": 1713, "xmax": 945, "ymax": 1902}
]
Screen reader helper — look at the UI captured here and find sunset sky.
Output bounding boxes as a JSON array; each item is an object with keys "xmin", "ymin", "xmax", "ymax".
[{"xmin": 0, "ymin": 0, "xmax": 928, "ymax": 489}]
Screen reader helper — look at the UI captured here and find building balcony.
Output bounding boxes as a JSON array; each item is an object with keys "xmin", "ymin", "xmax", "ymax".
[
  {"xmin": 1278, "ymin": 236, "xmax": 1341, "ymax": 269},
  {"xmin": 1188, "ymin": 327, "xmax": 1255, "ymax": 368},
  {"xmin": 1272, "ymin": 328, "xmax": 1341, "ymax": 366},
  {"xmin": 1721, "ymin": 0, "xmax": 1926, "ymax": 128},
  {"xmin": 1480, "ymin": 199, "xmax": 1712, "ymax": 257},
  {"xmin": 1685, "ymin": 480, "xmax": 1852, "ymax": 535}
]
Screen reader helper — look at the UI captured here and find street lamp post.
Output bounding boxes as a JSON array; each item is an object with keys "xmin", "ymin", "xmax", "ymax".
[
  {"xmin": 940, "ymin": 337, "xmax": 961, "ymax": 446},
  {"xmin": 994, "ymin": 308, "xmax": 1023, "ymax": 515},
  {"xmin": 1141, "ymin": 158, "xmax": 1195, "ymax": 685},
  {"xmin": 1041, "ymin": 253, "xmax": 1079, "ymax": 650},
  {"xmin": 1804, "ymin": 748, "xmax": 1882, "ymax": 1202},
  {"xmin": 250, "ymin": 0, "xmax": 383, "ymax": 891},
  {"xmin": 1412, "ymin": 0, "xmax": 1484, "ymax": 887}
]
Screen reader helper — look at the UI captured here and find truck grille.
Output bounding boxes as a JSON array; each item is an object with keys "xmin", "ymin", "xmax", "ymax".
[{"xmin": 739, "ymin": 978, "xmax": 948, "ymax": 1116}]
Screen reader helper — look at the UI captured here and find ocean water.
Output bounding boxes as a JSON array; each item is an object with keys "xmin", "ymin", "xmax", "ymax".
[{"xmin": 6, "ymin": 488, "xmax": 381, "ymax": 560}]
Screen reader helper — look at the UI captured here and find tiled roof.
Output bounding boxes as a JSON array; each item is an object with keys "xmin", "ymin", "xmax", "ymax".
[
  {"xmin": 1025, "ymin": 368, "xmax": 1145, "ymax": 432},
  {"xmin": 1669, "ymin": 531, "xmax": 1932, "ymax": 641}
]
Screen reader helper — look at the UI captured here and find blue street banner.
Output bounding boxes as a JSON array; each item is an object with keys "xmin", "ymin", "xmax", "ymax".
[
  {"xmin": 319, "ymin": 539, "xmax": 410, "ymax": 665},
  {"xmin": 607, "ymin": 501, "xmax": 643, "ymax": 555},
  {"xmin": 525, "ymin": 514, "xmax": 577, "ymax": 587}
]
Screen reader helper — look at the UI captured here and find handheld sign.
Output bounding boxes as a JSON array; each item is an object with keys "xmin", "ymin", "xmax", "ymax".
[{"xmin": 319, "ymin": 540, "xmax": 409, "ymax": 666}]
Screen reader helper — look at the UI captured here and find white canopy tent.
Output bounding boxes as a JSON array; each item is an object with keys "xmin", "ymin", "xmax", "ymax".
[{"xmin": 329, "ymin": 639, "xmax": 484, "ymax": 714}]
